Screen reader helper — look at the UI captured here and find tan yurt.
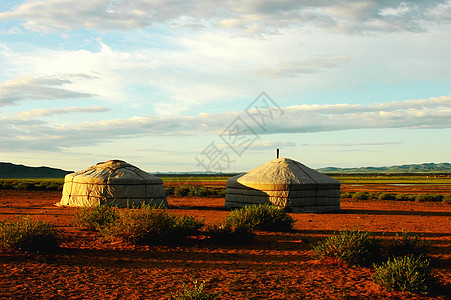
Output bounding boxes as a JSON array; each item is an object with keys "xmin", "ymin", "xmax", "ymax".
[
  {"xmin": 225, "ymin": 158, "xmax": 340, "ymax": 213},
  {"xmin": 58, "ymin": 160, "xmax": 167, "ymax": 208}
]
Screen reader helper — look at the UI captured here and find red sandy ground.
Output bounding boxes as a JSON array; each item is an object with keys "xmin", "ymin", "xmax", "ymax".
[{"xmin": 0, "ymin": 187, "xmax": 450, "ymax": 300}]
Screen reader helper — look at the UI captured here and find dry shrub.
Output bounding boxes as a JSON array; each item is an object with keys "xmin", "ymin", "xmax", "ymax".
[
  {"xmin": 312, "ymin": 229, "xmax": 382, "ymax": 266},
  {"xmin": 73, "ymin": 205, "xmax": 118, "ymax": 231},
  {"xmin": 0, "ymin": 216, "xmax": 60, "ymax": 252},
  {"xmin": 225, "ymin": 204, "xmax": 295, "ymax": 232},
  {"xmin": 168, "ymin": 279, "xmax": 219, "ymax": 300},
  {"xmin": 100, "ymin": 205, "xmax": 204, "ymax": 245},
  {"xmin": 373, "ymin": 256, "xmax": 441, "ymax": 295}
]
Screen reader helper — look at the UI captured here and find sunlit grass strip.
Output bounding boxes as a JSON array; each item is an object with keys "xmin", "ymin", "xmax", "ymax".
[
  {"xmin": 332, "ymin": 175, "xmax": 451, "ymax": 184},
  {"xmin": 0, "ymin": 178, "xmax": 64, "ymax": 191},
  {"xmin": 160, "ymin": 176, "xmax": 230, "ymax": 182},
  {"xmin": 340, "ymin": 191, "xmax": 450, "ymax": 203}
]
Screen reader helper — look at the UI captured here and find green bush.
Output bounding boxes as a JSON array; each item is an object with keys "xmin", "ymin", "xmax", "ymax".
[
  {"xmin": 372, "ymin": 256, "xmax": 440, "ymax": 295},
  {"xmin": 415, "ymin": 194, "xmax": 443, "ymax": 203},
  {"xmin": 387, "ymin": 230, "xmax": 430, "ymax": 259},
  {"xmin": 73, "ymin": 205, "xmax": 118, "ymax": 231},
  {"xmin": 226, "ymin": 204, "xmax": 295, "ymax": 232},
  {"xmin": 0, "ymin": 216, "xmax": 60, "ymax": 252},
  {"xmin": 175, "ymin": 215, "xmax": 206, "ymax": 238},
  {"xmin": 312, "ymin": 229, "xmax": 382, "ymax": 266},
  {"xmin": 165, "ymin": 186, "xmax": 175, "ymax": 196},
  {"xmin": 367, "ymin": 192, "xmax": 379, "ymax": 200},
  {"xmin": 206, "ymin": 222, "xmax": 254, "ymax": 243},
  {"xmin": 352, "ymin": 192, "xmax": 369, "ymax": 200},
  {"xmin": 100, "ymin": 205, "xmax": 204, "ymax": 245},
  {"xmin": 378, "ymin": 193, "xmax": 396, "ymax": 201},
  {"xmin": 395, "ymin": 194, "xmax": 416, "ymax": 201},
  {"xmin": 211, "ymin": 188, "xmax": 226, "ymax": 197},
  {"xmin": 340, "ymin": 192, "xmax": 353, "ymax": 198},
  {"xmin": 168, "ymin": 279, "xmax": 219, "ymax": 300},
  {"xmin": 171, "ymin": 185, "xmax": 226, "ymax": 197},
  {"xmin": 174, "ymin": 186, "xmax": 192, "ymax": 197},
  {"xmin": 442, "ymin": 194, "xmax": 451, "ymax": 204}
]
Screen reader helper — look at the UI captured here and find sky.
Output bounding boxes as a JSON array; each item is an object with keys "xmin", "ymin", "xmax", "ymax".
[{"xmin": 0, "ymin": 0, "xmax": 450, "ymax": 173}]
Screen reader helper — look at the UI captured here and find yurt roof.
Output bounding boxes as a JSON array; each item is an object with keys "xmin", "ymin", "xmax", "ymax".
[
  {"xmin": 227, "ymin": 158, "xmax": 340, "ymax": 190},
  {"xmin": 65, "ymin": 160, "xmax": 162, "ymax": 185}
]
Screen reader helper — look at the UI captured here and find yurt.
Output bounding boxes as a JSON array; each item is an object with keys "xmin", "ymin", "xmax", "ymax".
[
  {"xmin": 225, "ymin": 158, "xmax": 340, "ymax": 213},
  {"xmin": 58, "ymin": 160, "xmax": 167, "ymax": 208}
]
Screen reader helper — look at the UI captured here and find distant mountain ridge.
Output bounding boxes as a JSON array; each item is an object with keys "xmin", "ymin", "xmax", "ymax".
[
  {"xmin": 1, "ymin": 162, "xmax": 450, "ymax": 178},
  {"xmin": 317, "ymin": 162, "xmax": 451, "ymax": 174},
  {"xmin": 0, "ymin": 162, "xmax": 73, "ymax": 178}
]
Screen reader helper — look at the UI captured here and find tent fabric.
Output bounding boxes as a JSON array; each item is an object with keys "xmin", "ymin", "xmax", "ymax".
[
  {"xmin": 58, "ymin": 160, "xmax": 167, "ymax": 208},
  {"xmin": 225, "ymin": 158, "xmax": 340, "ymax": 212}
]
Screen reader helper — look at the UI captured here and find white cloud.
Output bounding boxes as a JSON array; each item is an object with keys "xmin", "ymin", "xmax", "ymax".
[
  {"xmin": 0, "ymin": 75, "xmax": 94, "ymax": 106},
  {"xmin": 379, "ymin": 2, "xmax": 410, "ymax": 17},
  {"xmin": 250, "ymin": 141, "xmax": 297, "ymax": 150},
  {"xmin": 14, "ymin": 106, "xmax": 110, "ymax": 119},
  {"xmin": 0, "ymin": 0, "xmax": 449, "ymax": 34},
  {"xmin": 1, "ymin": 36, "xmax": 269, "ymax": 114},
  {"xmin": 251, "ymin": 56, "xmax": 349, "ymax": 78},
  {"xmin": 1, "ymin": 95, "xmax": 449, "ymax": 151},
  {"xmin": 302, "ymin": 142, "xmax": 403, "ymax": 147},
  {"xmin": 1, "ymin": 12, "xmax": 449, "ymax": 117}
]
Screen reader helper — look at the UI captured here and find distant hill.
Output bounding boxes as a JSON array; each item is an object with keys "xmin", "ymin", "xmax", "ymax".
[
  {"xmin": 0, "ymin": 162, "xmax": 72, "ymax": 178},
  {"xmin": 1, "ymin": 162, "xmax": 450, "ymax": 178},
  {"xmin": 317, "ymin": 163, "xmax": 451, "ymax": 174}
]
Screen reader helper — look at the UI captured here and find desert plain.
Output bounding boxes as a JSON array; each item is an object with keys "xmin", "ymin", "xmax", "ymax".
[{"xmin": 0, "ymin": 178, "xmax": 450, "ymax": 299}]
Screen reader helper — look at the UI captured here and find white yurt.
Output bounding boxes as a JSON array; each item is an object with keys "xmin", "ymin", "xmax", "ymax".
[
  {"xmin": 58, "ymin": 160, "xmax": 167, "ymax": 208},
  {"xmin": 225, "ymin": 158, "xmax": 340, "ymax": 212}
]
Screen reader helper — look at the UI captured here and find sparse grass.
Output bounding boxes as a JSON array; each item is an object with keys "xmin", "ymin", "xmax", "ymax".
[
  {"xmin": 387, "ymin": 230, "xmax": 430, "ymax": 259},
  {"xmin": 372, "ymin": 256, "xmax": 441, "ymax": 295},
  {"xmin": 100, "ymin": 205, "xmax": 204, "ymax": 245},
  {"xmin": 226, "ymin": 204, "xmax": 295, "ymax": 232},
  {"xmin": 443, "ymin": 194, "xmax": 451, "ymax": 204},
  {"xmin": 312, "ymin": 229, "xmax": 382, "ymax": 266},
  {"xmin": 73, "ymin": 205, "xmax": 118, "ymax": 231},
  {"xmin": 168, "ymin": 279, "xmax": 220, "ymax": 300},
  {"xmin": 0, "ymin": 216, "xmax": 60, "ymax": 252},
  {"xmin": 206, "ymin": 222, "xmax": 254, "ymax": 243}
]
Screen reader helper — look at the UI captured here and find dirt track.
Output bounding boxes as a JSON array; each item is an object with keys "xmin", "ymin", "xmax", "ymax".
[{"xmin": 0, "ymin": 189, "xmax": 450, "ymax": 299}]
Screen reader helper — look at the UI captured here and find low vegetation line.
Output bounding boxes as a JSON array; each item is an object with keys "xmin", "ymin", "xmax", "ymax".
[
  {"xmin": 1, "ymin": 178, "xmax": 450, "ymax": 204},
  {"xmin": 341, "ymin": 191, "xmax": 451, "ymax": 204},
  {"xmin": 0, "ymin": 178, "xmax": 64, "ymax": 191},
  {"xmin": 331, "ymin": 174, "xmax": 451, "ymax": 184}
]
